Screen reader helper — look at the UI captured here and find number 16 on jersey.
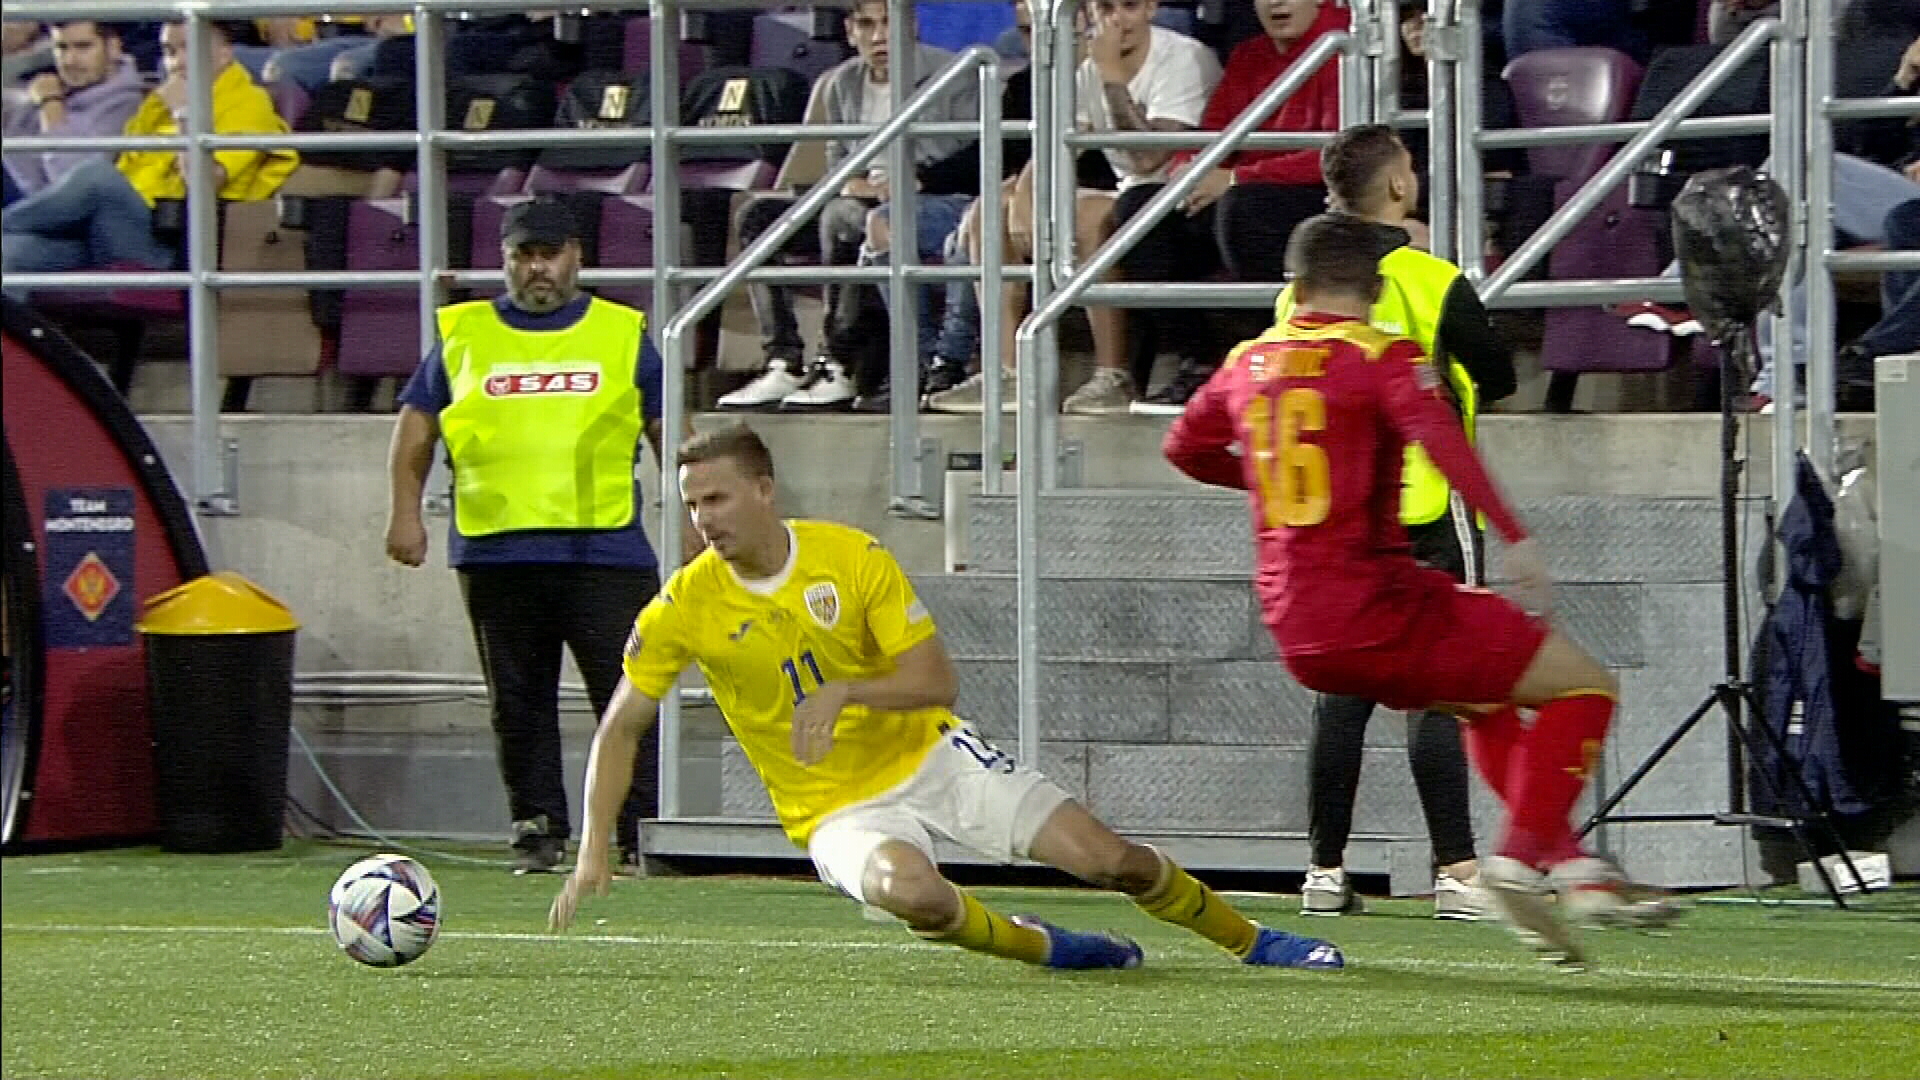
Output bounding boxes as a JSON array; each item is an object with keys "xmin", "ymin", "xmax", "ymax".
[{"xmin": 1244, "ymin": 388, "xmax": 1331, "ymax": 527}]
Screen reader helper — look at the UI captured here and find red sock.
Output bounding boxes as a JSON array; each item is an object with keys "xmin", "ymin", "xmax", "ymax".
[
  {"xmin": 1499, "ymin": 692, "xmax": 1614, "ymax": 869},
  {"xmin": 1465, "ymin": 705, "xmax": 1524, "ymax": 803}
]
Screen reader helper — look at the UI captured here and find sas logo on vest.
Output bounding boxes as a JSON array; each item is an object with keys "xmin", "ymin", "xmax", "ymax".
[{"xmin": 484, "ymin": 371, "xmax": 602, "ymax": 397}]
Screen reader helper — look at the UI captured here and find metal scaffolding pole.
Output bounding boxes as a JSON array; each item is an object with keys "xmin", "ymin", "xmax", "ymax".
[
  {"xmin": 652, "ymin": 0, "xmax": 688, "ymax": 819},
  {"xmin": 1804, "ymin": 0, "xmax": 1837, "ymax": 474}
]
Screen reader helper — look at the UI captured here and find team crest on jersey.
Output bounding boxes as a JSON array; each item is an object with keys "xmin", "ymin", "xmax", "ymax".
[{"xmin": 803, "ymin": 582, "xmax": 841, "ymax": 628}]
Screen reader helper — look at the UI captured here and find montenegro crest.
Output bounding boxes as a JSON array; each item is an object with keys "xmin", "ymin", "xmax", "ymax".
[{"xmin": 803, "ymin": 582, "xmax": 840, "ymax": 629}]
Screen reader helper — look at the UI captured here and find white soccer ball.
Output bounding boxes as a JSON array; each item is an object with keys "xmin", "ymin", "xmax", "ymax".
[{"xmin": 327, "ymin": 854, "xmax": 441, "ymax": 968}]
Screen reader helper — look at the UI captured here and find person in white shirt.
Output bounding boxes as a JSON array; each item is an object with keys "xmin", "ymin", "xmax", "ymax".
[{"xmin": 927, "ymin": 0, "xmax": 1220, "ymax": 415}]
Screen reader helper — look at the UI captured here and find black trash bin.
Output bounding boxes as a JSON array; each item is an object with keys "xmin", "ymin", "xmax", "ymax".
[{"xmin": 139, "ymin": 573, "xmax": 300, "ymax": 853}]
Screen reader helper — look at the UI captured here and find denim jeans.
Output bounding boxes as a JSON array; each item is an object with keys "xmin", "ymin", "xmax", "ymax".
[
  {"xmin": 1, "ymin": 157, "xmax": 175, "ymax": 299},
  {"xmin": 868, "ymin": 194, "xmax": 972, "ymax": 364},
  {"xmin": 264, "ymin": 36, "xmax": 376, "ymax": 92},
  {"xmin": 1750, "ymin": 154, "xmax": 1920, "ymax": 396},
  {"xmin": 933, "ymin": 222, "xmax": 982, "ymax": 364},
  {"xmin": 1856, "ymin": 198, "xmax": 1920, "ymax": 360}
]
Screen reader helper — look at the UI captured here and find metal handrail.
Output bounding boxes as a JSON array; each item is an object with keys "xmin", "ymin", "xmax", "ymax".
[
  {"xmin": 653, "ymin": 44, "xmax": 999, "ymax": 811},
  {"xmin": 1479, "ymin": 16, "xmax": 1780, "ymax": 304},
  {"xmin": 1009, "ymin": 27, "xmax": 1353, "ymax": 770}
]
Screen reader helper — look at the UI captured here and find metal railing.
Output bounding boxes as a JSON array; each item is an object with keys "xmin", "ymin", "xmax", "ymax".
[
  {"xmin": 654, "ymin": 43, "xmax": 1003, "ymax": 815},
  {"xmin": 1011, "ymin": 23, "xmax": 1355, "ymax": 768},
  {"xmin": 4, "ymin": 0, "xmax": 1907, "ymax": 834}
]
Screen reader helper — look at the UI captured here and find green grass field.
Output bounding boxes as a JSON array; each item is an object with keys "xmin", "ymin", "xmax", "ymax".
[{"xmin": 2, "ymin": 842, "xmax": 1916, "ymax": 1080}]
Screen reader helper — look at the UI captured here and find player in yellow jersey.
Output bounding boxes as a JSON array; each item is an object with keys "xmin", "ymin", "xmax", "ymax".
[{"xmin": 549, "ymin": 423, "xmax": 1344, "ymax": 971}]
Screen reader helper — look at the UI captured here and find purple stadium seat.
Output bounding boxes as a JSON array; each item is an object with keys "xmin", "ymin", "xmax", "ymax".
[
  {"xmin": 337, "ymin": 198, "xmax": 428, "ymax": 377},
  {"xmin": 750, "ymin": 11, "xmax": 850, "ymax": 84},
  {"xmin": 672, "ymin": 160, "xmax": 778, "ymax": 192},
  {"xmin": 594, "ymin": 196, "xmax": 657, "ymax": 313},
  {"xmin": 1503, "ymin": 47, "xmax": 1644, "ymax": 186},
  {"xmin": 1505, "ymin": 48, "xmax": 1666, "ymax": 376},
  {"xmin": 622, "ymin": 16, "xmax": 711, "ymax": 83},
  {"xmin": 265, "ymin": 78, "xmax": 312, "ymax": 127}
]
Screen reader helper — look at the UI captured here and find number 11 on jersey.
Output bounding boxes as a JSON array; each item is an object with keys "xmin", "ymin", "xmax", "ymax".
[{"xmin": 782, "ymin": 650, "xmax": 825, "ymax": 705}]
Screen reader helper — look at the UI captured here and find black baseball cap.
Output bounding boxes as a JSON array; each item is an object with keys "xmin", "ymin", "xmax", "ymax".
[{"xmin": 502, "ymin": 197, "xmax": 579, "ymax": 250}]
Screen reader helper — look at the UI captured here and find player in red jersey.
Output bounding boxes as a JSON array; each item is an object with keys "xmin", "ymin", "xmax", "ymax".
[{"xmin": 1164, "ymin": 215, "xmax": 1677, "ymax": 967}]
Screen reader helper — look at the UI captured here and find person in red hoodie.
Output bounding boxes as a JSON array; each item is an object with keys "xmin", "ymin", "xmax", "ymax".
[{"xmin": 1116, "ymin": 0, "xmax": 1347, "ymax": 415}]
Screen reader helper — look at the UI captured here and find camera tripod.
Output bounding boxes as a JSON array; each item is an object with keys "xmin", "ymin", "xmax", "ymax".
[{"xmin": 1575, "ymin": 325, "xmax": 1870, "ymax": 909}]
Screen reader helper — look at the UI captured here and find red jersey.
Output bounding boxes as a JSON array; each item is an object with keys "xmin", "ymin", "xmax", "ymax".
[
  {"xmin": 1167, "ymin": 4, "xmax": 1346, "ymax": 187},
  {"xmin": 1164, "ymin": 313, "xmax": 1529, "ymax": 655}
]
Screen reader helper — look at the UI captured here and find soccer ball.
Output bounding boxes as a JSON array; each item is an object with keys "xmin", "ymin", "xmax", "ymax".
[{"xmin": 327, "ymin": 854, "xmax": 441, "ymax": 967}]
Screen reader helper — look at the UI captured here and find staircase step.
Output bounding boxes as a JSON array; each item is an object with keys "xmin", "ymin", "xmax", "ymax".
[
  {"xmin": 963, "ymin": 490, "xmax": 1766, "ymax": 583},
  {"xmin": 914, "ymin": 574, "xmax": 1655, "ymax": 668}
]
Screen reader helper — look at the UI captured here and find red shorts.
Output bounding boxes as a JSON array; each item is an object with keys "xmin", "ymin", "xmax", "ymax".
[{"xmin": 1274, "ymin": 573, "xmax": 1550, "ymax": 712}]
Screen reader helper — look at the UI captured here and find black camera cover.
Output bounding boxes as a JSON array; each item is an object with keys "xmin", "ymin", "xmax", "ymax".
[{"xmin": 1671, "ymin": 165, "xmax": 1791, "ymax": 344}]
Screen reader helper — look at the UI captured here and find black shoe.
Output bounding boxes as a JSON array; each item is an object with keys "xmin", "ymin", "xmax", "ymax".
[
  {"xmin": 852, "ymin": 385, "xmax": 891, "ymax": 413},
  {"xmin": 1128, "ymin": 360, "xmax": 1215, "ymax": 416},
  {"xmin": 1836, "ymin": 343, "xmax": 1878, "ymax": 412},
  {"xmin": 923, "ymin": 356, "xmax": 968, "ymax": 398},
  {"xmin": 510, "ymin": 816, "xmax": 565, "ymax": 875}
]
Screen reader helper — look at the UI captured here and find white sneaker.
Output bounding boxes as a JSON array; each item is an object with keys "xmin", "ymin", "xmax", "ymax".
[
  {"xmin": 717, "ymin": 360, "xmax": 805, "ymax": 410},
  {"xmin": 1480, "ymin": 855, "xmax": 1585, "ymax": 969},
  {"xmin": 1299, "ymin": 867, "xmax": 1363, "ymax": 916},
  {"xmin": 1432, "ymin": 871, "xmax": 1483, "ymax": 921},
  {"xmin": 779, "ymin": 359, "xmax": 855, "ymax": 410},
  {"xmin": 1547, "ymin": 855, "xmax": 1685, "ymax": 930},
  {"xmin": 1061, "ymin": 368, "xmax": 1136, "ymax": 415}
]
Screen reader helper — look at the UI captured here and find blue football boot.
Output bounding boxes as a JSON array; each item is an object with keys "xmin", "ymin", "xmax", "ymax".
[
  {"xmin": 1243, "ymin": 925, "xmax": 1346, "ymax": 970},
  {"xmin": 1009, "ymin": 915, "xmax": 1145, "ymax": 970}
]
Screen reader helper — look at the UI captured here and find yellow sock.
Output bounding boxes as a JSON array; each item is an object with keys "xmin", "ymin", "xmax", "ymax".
[
  {"xmin": 1133, "ymin": 854, "xmax": 1260, "ymax": 958},
  {"xmin": 917, "ymin": 889, "xmax": 1052, "ymax": 966}
]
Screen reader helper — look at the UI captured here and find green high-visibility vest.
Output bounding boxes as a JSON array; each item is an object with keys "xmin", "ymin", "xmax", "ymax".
[
  {"xmin": 1273, "ymin": 244, "xmax": 1477, "ymax": 526},
  {"xmin": 436, "ymin": 297, "xmax": 645, "ymax": 538}
]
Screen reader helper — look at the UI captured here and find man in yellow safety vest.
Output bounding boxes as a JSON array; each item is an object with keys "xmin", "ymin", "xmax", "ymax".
[
  {"xmin": 1269, "ymin": 123, "xmax": 1516, "ymax": 921},
  {"xmin": 384, "ymin": 196, "xmax": 687, "ymax": 875}
]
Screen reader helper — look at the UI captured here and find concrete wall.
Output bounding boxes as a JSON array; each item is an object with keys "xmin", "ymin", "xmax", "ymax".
[{"xmin": 132, "ymin": 411, "xmax": 1906, "ymax": 883}]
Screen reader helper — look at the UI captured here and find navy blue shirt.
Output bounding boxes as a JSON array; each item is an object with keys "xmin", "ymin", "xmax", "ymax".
[{"xmin": 398, "ymin": 294, "xmax": 664, "ymax": 570}]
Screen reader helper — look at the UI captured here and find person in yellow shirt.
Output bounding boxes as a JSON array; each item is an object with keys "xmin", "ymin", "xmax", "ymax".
[
  {"xmin": 1, "ymin": 19, "xmax": 295, "ymax": 299},
  {"xmin": 549, "ymin": 423, "xmax": 1345, "ymax": 972}
]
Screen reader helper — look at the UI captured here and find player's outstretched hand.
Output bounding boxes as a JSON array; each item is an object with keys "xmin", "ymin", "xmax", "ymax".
[
  {"xmin": 549, "ymin": 858, "xmax": 610, "ymax": 933},
  {"xmin": 1504, "ymin": 537, "xmax": 1554, "ymax": 617},
  {"xmin": 791, "ymin": 681, "xmax": 851, "ymax": 765}
]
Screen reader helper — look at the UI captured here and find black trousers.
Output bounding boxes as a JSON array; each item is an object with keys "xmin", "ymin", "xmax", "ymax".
[
  {"xmin": 1308, "ymin": 498, "xmax": 1485, "ymax": 871},
  {"xmin": 458, "ymin": 563, "xmax": 660, "ymax": 852},
  {"xmin": 1111, "ymin": 180, "xmax": 1328, "ymax": 388}
]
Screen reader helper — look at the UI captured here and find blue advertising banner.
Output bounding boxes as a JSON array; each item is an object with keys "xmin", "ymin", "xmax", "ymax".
[{"xmin": 42, "ymin": 488, "xmax": 136, "ymax": 648}]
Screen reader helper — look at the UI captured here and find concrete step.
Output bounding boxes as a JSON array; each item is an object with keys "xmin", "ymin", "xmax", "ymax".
[
  {"xmin": 961, "ymin": 490, "xmax": 1768, "ymax": 584},
  {"xmin": 914, "ymin": 572, "xmax": 1685, "ymax": 669}
]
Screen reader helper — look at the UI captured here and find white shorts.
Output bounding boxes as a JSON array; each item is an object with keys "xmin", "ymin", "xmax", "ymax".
[{"xmin": 807, "ymin": 722, "xmax": 1071, "ymax": 905}]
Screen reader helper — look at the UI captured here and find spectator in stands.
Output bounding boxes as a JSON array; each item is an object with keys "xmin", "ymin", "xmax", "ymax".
[
  {"xmin": 1282, "ymin": 124, "xmax": 1515, "ymax": 921},
  {"xmin": 720, "ymin": 1, "xmax": 981, "ymax": 412},
  {"xmin": 1709, "ymin": 1, "xmax": 1779, "ymax": 45},
  {"xmin": 324, "ymin": 16, "xmax": 413, "ymax": 85},
  {"xmin": 256, "ymin": 15, "xmax": 399, "ymax": 94},
  {"xmin": 386, "ymin": 197, "xmax": 687, "ymax": 876},
  {"xmin": 1502, "ymin": 0, "xmax": 1647, "ymax": 65},
  {"xmin": 1, "ymin": 19, "xmax": 297, "ymax": 301},
  {"xmin": 3, "ymin": 22, "xmax": 146, "ymax": 199},
  {"xmin": 1109, "ymin": 0, "xmax": 1343, "ymax": 416},
  {"xmin": 1624, "ymin": 36, "xmax": 1920, "ymax": 410},
  {"xmin": 928, "ymin": 0, "xmax": 1220, "ymax": 415}
]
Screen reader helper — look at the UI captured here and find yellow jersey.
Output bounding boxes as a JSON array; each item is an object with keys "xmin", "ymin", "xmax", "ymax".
[{"xmin": 622, "ymin": 520, "xmax": 949, "ymax": 845}]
